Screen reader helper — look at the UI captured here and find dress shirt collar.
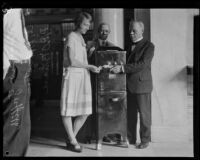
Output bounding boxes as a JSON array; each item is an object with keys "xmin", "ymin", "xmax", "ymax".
[
  {"xmin": 98, "ymin": 39, "xmax": 107, "ymax": 46},
  {"xmin": 133, "ymin": 36, "xmax": 143, "ymax": 44}
]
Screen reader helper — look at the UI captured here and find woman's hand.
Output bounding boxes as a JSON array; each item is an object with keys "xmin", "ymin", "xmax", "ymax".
[{"xmin": 88, "ymin": 65, "xmax": 101, "ymax": 73}]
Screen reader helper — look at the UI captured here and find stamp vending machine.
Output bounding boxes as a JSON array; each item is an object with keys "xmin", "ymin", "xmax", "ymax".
[{"xmin": 95, "ymin": 49, "xmax": 129, "ymax": 149}]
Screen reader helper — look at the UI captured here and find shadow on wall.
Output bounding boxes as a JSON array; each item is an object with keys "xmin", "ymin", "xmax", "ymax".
[{"xmin": 169, "ymin": 67, "xmax": 187, "ymax": 85}]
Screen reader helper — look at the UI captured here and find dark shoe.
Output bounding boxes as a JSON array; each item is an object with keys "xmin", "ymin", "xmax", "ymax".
[
  {"xmin": 136, "ymin": 142, "xmax": 149, "ymax": 149},
  {"xmin": 66, "ymin": 142, "xmax": 82, "ymax": 153},
  {"xmin": 110, "ymin": 135, "xmax": 121, "ymax": 143},
  {"xmin": 117, "ymin": 141, "xmax": 129, "ymax": 148},
  {"xmin": 103, "ymin": 136, "xmax": 112, "ymax": 143}
]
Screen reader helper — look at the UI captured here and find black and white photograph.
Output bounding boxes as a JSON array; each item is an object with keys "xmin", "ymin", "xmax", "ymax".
[{"xmin": 2, "ymin": 6, "xmax": 199, "ymax": 157}]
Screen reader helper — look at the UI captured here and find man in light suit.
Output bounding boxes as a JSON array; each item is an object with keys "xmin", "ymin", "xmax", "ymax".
[
  {"xmin": 3, "ymin": 8, "xmax": 32, "ymax": 156},
  {"xmin": 111, "ymin": 20, "xmax": 154, "ymax": 149}
]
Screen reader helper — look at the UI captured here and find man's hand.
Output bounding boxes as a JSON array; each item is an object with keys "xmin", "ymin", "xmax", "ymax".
[
  {"xmin": 3, "ymin": 67, "xmax": 9, "ymax": 79},
  {"xmin": 90, "ymin": 46, "xmax": 95, "ymax": 53},
  {"xmin": 110, "ymin": 65, "xmax": 122, "ymax": 74},
  {"xmin": 88, "ymin": 46, "xmax": 95, "ymax": 57}
]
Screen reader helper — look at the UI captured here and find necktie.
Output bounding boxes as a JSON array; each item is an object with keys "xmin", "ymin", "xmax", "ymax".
[
  {"xmin": 102, "ymin": 40, "xmax": 106, "ymax": 46},
  {"xmin": 21, "ymin": 9, "xmax": 31, "ymax": 50}
]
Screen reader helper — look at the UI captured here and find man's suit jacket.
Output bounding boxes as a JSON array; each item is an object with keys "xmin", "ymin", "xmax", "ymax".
[
  {"xmin": 87, "ymin": 38, "xmax": 115, "ymax": 50},
  {"xmin": 87, "ymin": 38, "xmax": 115, "ymax": 64},
  {"xmin": 124, "ymin": 38, "xmax": 155, "ymax": 94}
]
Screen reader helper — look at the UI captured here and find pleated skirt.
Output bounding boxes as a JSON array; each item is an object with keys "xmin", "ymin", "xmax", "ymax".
[{"xmin": 60, "ymin": 67, "xmax": 92, "ymax": 117}]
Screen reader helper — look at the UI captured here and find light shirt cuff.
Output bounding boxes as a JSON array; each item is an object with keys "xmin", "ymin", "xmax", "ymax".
[
  {"xmin": 3, "ymin": 54, "xmax": 11, "ymax": 79},
  {"xmin": 121, "ymin": 65, "xmax": 125, "ymax": 73}
]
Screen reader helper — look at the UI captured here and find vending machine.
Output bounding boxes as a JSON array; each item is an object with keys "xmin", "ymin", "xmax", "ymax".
[{"xmin": 95, "ymin": 49, "xmax": 129, "ymax": 149}]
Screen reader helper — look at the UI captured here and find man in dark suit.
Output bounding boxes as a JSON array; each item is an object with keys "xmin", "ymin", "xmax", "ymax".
[
  {"xmin": 87, "ymin": 22, "xmax": 115, "ymax": 59},
  {"xmin": 111, "ymin": 20, "xmax": 154, "ymax": 149}
]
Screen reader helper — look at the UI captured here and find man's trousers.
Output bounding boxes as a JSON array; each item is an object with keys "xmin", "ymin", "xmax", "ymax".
[
  {"xmin": 3, "ymin": 61, "xmax": 31, "ymax": 156},
  {"xmin": 127, "ymin": 90, "xmax": 151, "ymax": 144}
]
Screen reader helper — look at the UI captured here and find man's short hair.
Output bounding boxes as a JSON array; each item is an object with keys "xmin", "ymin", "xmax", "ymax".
[
  {"xmin": 98, "ymin": 22, "xmax": 110, "ymax": 33},
  {"xmin": 129, "ymin": 20, "xmax": 144, "ymax": 32}
]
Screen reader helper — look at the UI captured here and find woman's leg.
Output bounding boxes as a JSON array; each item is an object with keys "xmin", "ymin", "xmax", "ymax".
[
  {"xmin": 73, "ymin": 115, "xmax": 88, "ymax": 137},
  {"xmin": 62, "ymin": 116, "xmax": 78, "ymax": 144}
]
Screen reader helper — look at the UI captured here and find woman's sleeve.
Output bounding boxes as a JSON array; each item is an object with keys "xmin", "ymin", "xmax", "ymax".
[
  {"xmin": 66, "ymin": 33, "xmax": 75, "ymax": 53},
  {"xmin": 63, "ymin": 33, "xmax": 75, "ymax": 67}
]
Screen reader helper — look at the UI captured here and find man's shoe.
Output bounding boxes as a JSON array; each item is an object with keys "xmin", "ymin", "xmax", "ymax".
[
  {"xmin": 103, "ymin": 136, "xmax": 112, "ymax": 143},
  {"xmin": 117, "ymin": 140, "xmax": 129, "ymax": 148},
  {"xmin": 136, "ymin": 142, "xmax": 149, "ymax": 149},
  {"xmin": 109, "ymin": 134, "xmax": 121, "ymax": 142}
]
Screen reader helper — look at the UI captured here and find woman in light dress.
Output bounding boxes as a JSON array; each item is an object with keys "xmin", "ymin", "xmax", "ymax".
[{"xmin": 60, "ymin": 12, "xmax": 100, "ymax": 152}]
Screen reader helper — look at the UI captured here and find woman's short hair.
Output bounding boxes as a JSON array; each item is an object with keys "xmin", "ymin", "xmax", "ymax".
[{"xmin": 74, "ymin": 12, "xmax": 92, "ymax": 30}]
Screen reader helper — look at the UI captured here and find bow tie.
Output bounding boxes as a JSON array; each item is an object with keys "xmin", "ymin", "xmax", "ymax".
[
  {"xmin": 102, "ymin": 41, "xmax": 106, "ymax": 46},
  {"xmin": 132, "ymin": 41, "xmax": 139, "ymax": 45}
]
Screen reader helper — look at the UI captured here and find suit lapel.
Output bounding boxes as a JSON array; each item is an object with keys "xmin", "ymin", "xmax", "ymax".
[
  {"xmin": 95, "ymin": 39, "xmax": 100, "ymax": 49},
  {"xmin": 127, "ymin": 39, "xmax": 146, "ymax": 63},
  {"xmin": 127, "ymin": 44, "xmax": 139, "ymax": 62}
]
